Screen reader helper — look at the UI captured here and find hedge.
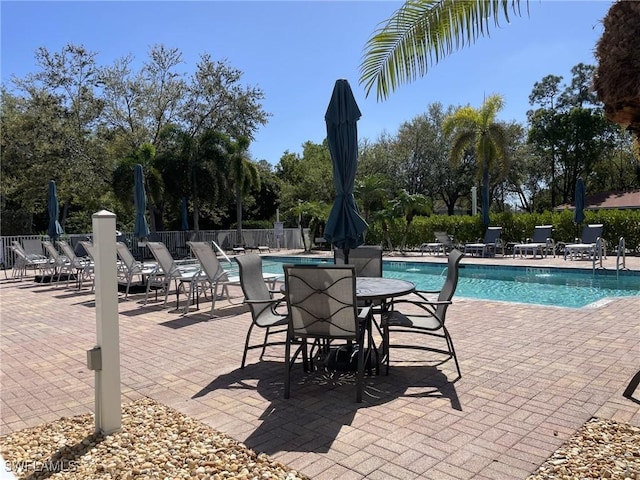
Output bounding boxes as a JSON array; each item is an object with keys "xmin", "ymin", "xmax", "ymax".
[{"xmin": 365, "ymin": 209, "xmax": 640, "ymax": 253}]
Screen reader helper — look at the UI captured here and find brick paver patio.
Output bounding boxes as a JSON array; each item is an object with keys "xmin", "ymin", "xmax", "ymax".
[{"xmin": 1, "ymin": 251, "xmax": 639, "ymax": 479}]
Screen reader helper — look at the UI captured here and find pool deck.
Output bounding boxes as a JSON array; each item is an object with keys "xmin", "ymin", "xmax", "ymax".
[{"xmin": 1, "ymin": 250, "xmax": 639, "ymax": 479}]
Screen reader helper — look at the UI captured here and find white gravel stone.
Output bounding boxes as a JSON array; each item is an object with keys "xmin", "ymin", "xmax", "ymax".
[{"xmin": 0, "ymin": 398, "xmax": 310, "ymax": 480}]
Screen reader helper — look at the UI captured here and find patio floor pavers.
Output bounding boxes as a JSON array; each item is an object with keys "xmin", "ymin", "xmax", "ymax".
[{"xmin": 1, "ymin": 251, "xmax": 639, "ymax": 479}]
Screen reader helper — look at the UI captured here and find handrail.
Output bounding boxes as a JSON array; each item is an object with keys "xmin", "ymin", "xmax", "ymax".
[
  {"xmin": 616, "ymin": 237, "xmax": 627, "ymax": 277},
  {"xmin": 593, "ymin": 237, "xmax": 604, "ymax": 274}
]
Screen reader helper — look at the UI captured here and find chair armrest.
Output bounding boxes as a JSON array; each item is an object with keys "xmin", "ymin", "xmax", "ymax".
[
  {"xmin": 244, "ymin": 297, "xmax": 283, "ymax": 306},
  {"xmin": 356, "ymin": 306, "xmax": 372, "ymax": 321}
]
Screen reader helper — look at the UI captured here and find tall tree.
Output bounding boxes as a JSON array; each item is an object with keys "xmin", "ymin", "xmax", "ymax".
[
  {"xmin": 227, "ymin": 136, "xmax": 261, "ymax": 242},
  {"xmin": 5, "ymin": 44, "xmax": 110, "ymax": 231},
  {"xmin": 359, "ymin": 0, "xmax": 526, "ymax": 100},
  {"xmin": 528, "ymin": 64, "xmax": 620, "ymax": 206},
  {"xmin": 444, "ymin": 94, "xmax": 509, "ymax": 226}
]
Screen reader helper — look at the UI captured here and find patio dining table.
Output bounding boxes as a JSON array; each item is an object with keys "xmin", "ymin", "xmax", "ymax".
[{"xmin": 281, "ymin": 276, "xmax": 416, "ymax": 374}]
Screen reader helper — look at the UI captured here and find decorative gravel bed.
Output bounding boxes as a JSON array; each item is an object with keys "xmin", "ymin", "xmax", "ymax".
[
  {"xmin": 1, "ymin": 398, "xmax": 639, "ymax": 479},
  {"xmin": 0, "ymin": 398, "xmax": 309, "ymax": 480},
  {"xmin": 527, "ymin": 417, "xmax": 640, "ymax": 479}
]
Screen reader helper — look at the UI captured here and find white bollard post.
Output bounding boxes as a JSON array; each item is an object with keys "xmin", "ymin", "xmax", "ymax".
[{"xmin": 91, "ymin": 210, "xmax": 121, "ymax": 434}]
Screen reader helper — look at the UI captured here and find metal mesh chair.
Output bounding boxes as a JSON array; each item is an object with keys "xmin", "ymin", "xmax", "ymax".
[
  {"xmin": 235, "ymin": 254, "xmax": 288, "ymax": 369},
  {"xmin": 333, "ymin": 245, "xmax": 383, "ymax": 277},
  {"xmin": 283, "ymin": 264, "xmax": 371, "ymax": 402},
  {"xmin": 464, "ymin": 227, "xmax": 504, "ymax": 257},
  {"xmin": 382, "ymin": 249, "xmax": 464, "ymax": 379}
]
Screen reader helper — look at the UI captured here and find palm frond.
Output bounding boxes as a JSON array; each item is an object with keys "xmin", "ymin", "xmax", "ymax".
[{"xmin": 359, "ymin": 0, "xmax": 525, "ymax": 101}]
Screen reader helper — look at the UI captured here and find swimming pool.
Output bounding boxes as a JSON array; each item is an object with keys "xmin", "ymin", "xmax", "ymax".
[{"xmin": 255, "ymin": 256, "xmax": 640, "ymax": 308}]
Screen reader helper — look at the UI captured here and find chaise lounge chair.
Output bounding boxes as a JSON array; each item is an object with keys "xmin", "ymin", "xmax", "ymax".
[
  {"xmin": 563, "ymin": 224, "xmax": 606, "ymax": 261},
  {"xmin": 420, "ymin": 232, "xmax": 456, "ymax": 256},
  {"xmin": 512, "ymin": 225, "xmax": 555, "ymax": 259},
  {"xmin": 463, "ymin": 227, "xmax": 504, "ymax": 257}
]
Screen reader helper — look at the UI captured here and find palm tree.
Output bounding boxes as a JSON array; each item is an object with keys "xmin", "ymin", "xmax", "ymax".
[
  {"xmin": 354, "ymin": 174, "xmax": 391, "ymax": 222},
  {"xmin": 359, "ymin": 0, "xmax": 526, "ymax": 100},
  {"xmin": 228, "ymin": 136, "xmax": 260, "ymax": 245},
  {"xmin": 390, "ymin": 189, "xmax": 431, "ymax": 252},
  {"xmin": 443, "ymin": 94, "xmax": 509, "ymax": 227}
]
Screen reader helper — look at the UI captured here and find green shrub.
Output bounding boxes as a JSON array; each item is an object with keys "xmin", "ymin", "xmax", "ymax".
[{"xmin": 365, "ymin": 210, "xmax": 640, "ymax": 253}]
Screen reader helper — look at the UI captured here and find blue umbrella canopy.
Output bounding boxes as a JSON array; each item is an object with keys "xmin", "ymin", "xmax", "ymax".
[
  {"xmin": 47, "ymin": 180, "xmax": 63, "ymax": 240},
  {"xmin": 323, "ymin": 79, "xmax": 368, "ymax": 262},
  {"xmin": 574, "ymin": 178, "xmax": 586, "ymax": 224},
  {"xmin": 133, "ymin": 164, "xmax": 150, "ymax": 239},
  {"xmin": 180, "ymin": 197, "xmax": 189, "ymax": 231}
]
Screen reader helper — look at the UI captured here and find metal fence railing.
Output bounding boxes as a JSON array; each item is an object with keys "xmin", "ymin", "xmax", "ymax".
[{"xmin": 1, "ymin": 228, "xmax": 307, "ymax": 269}]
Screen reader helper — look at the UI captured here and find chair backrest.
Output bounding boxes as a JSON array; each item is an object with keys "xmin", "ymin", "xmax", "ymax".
[
  {"xmin": 42, "ymin": 241, "xmax": 63, "ymax": 264},
  {"xmin": 333, "ymin": 245, "xmax": 383, "ymax": 277},
  {"xmin": 57, "ymin": 240, "xmax": 80, "ymax": 262},
  {"xmin": 436, "ymin": 249, "xmax": 465, "ymax": 319},
  {"xmin": 235, "ymin": 254, "xmax": 273, "ymax": 323},
  {"xmin": 79, "ymin": 241, "xmax": 96, "ymax": 262},
  {"xmin": 434, "ymin": 232, "xmax": 453, "ymax": 247},
  {"xmin": 146, "ymin": 241, "xmax": 178, "ymax": 277},
  {"xmin": 22, "ymin": 239, "xmax": 44, "ymax": 257},
  {"xmin": 531, "ymin": 225, "xmax": 553, "ymax": 243},
  {"xmin": 581, "ymin": 224, "xmax": 603, "ymax": 244},
  {"xmin": 187, "ymin": 241, "xmax": 227, "ymax": 282},
  {"xmin": 116, "ymin": 242, "xmax": 137, "ymax": 270},
  {"xmin": 12, "ymin": 241, "xmax": 27, "ymax": 257},
  {"xmin": 284, "ymin": 264, "xmax": 359, "ymax": 340},
  {"xmin": 483, "ymin": 227, "xmax": 502, "ymax": 244}
]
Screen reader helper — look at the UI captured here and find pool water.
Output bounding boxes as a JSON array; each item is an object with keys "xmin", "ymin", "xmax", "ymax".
[{"xmin": 257, "ymin": 256, "xmax": 640, "ymax": 308}]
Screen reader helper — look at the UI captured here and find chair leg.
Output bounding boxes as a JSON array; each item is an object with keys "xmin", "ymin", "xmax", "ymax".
[
  {"xmin": 382, "ymin": 324, "xmax": 390, "ymax": 376},
  {"xmin": 210, "ymin": 282, "xmax": 220, "ymax": 317},
  {"xmin": 284, "ymin": 332, "xmax": 292, "ymax": 399},
  {"xmin": 443, "ymin": 326, "xmax": 462, "ymax": 379},
  {"xmin": 259, "ymin": 327, "xmax": 270, "ymax": 360},
  {"xmin": 356, "ymin": 335, "xmax": 365, "ymax": 403},
  {"xmin": 241, "ymin": 322, "xmax": 255, "ymax": 369}
]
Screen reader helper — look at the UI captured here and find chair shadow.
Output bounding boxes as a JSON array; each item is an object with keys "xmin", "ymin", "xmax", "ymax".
[
  {"xmin": 192, "ymin": 360, "xmax": 461, "ymax": 455},
  {"xmin": 623, "ymin": 369, "xmax": 640, "ymax": 405}
]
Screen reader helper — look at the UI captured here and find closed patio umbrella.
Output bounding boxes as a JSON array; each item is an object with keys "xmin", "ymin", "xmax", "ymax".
[
  {"xmin": 323, "ymin": 79, "xmax": 368, "ymax": 263},
  {"xmin": 47, "ymin": 180, "xmax": 63, "ymax": 240},
  {"xmin": 133, "ymin": 164, "xmax": 150, "ymax": 240}
]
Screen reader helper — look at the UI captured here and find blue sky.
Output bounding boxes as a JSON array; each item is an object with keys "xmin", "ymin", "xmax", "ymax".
[{"xmin": 1, "ymin": 1, "xmax": 613, "ymax": 165}]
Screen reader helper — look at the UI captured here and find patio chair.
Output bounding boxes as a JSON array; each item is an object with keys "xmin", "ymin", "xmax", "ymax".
[
  {"xmin": 10, "ymin": 241, "xmax": 52, "ymax": 280},
  {"xmin": 116, "ymin": 241, "xmax": 157, "ymax": 300},
  {"xmin": 333, "ymin": 245, "xmax": 383, "ymax": 277},
  {"xmin": 235, "ymin": 254, "xmax": 288, "ymax": 369},
  {"xmin": 57, "ymin": 240, "xmax": 94, "ymax": 289},
  {"xmin": 563, "ymin": 224, "xmax": 606, "ymax": 261},
  {"xmin": 145, "ymin": 241, "xmax": 202, "ymax": 311},
  {"xmin": 512, "ymin": 225, "xmax": 556, "ymax": 259},
  {"xmin": 420, "ymin": 232, "xmax": 456, "ymax": 256},
  {"xmin": 186, "ymin": 241, "xmax": 242, "ymax": 317},
  {"xmin": 463, "ymin": 227, "xmax": 504, "ymax": 257},
  {"xmin": 78, "ymin": 240, "xmax": 98, "ymax": 291},
  {"xmin": 42, "ymin": 240, "xmax": 73, "ymax": 285},
  {"xmin": 283, "ymin": 264, "xmax": 371, "ymax": 402},
  {"xmin": 381, "ymin": 249, "xmax": 464, "ymax": 379},
  {"xmin": 22, "ymin": 238, "xmax": 46, "ymax": 258}
]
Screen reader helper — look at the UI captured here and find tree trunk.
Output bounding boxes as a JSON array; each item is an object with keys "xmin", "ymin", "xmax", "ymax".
[{"xmin": 236, "ymin": 184, "xmax": 243, "ymax": 245}]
